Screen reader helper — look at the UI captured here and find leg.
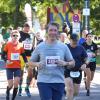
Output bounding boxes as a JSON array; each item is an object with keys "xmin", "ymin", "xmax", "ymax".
[
  {"xmin": 52, "ymin": 83, "xmax": 65, "ymax": 100},
  {"xmin": 18, "ymin": 70, "xmax": 24, "ymax": 96},
  {"xmin": 65, "ymin": 77, "xmax": 74, "ymax": 100},
  {"xmin": 91, "ymin": 71, "xmax": 95, "ymax": 81},
  {"xmin": 25, "ymin": 67, "xmax": 33, "ymax": 97},
  {"xmin": 12, "ymin": 69, "xmax": 21, "ymax": 100},
  {"xmin": 85, "ymin": 68, "xmax": 91, "ymax": 96},
  {"xmin": 37, "ymin": 82, "xmax": 52, "ymax": 100},
  {"xmin": 6, "ymin": 69, "xmax": 13, "ymax": 100},
  {"xmin": 73, "ymin": 84, "xmax": 80, "ymax": 96}
]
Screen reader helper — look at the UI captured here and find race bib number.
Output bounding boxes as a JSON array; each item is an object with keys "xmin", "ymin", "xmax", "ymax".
[
  {"xmin": 70, "ymin": 71, "xmax": 80, "ymax": 78},
  {"xmin": 46, "ymin": 56, "xmax": 60, "ymax": 67},
  {"xmin": 11, "ymin": 53, "xmax": 20, "ymax": 60},
  {"xmin": 24, "ymin": 43, "xmax": 32, "ymax": 50}
]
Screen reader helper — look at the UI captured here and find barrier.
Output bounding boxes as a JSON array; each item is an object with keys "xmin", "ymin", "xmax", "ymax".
[{"xmin": 0, "ymin": 60, "xmax": 6, "ymax": 70}]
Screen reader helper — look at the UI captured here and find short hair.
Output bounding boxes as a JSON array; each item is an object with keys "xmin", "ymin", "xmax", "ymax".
[
  {"xmin": 86, "ymin": 33, "xmax": 92, "ymax": 37},
  {"xmin": 11, "ymin": 30, "xmax": 20, "ymax": 36},
  {"xmin": 23, "ymin": 23, "xmax": 30, "ymax": 27},
  {"xmin": 70, "ymin": 34, "xmax": 79, "ymax": 41},
  {"xmin": 46, "ymin": 22, "xmax": 59, "ymax": 31}
]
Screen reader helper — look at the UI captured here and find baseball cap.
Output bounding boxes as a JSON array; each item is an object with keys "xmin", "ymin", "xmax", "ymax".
[{"xmin": 70, "ymin": 34, "xmax": 79, "ymax": 41}]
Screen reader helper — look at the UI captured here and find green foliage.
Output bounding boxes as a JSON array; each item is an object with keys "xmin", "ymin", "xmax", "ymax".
[{"xmin": 0, "ymin": 0, "xmax": 100, "ymax": 35}]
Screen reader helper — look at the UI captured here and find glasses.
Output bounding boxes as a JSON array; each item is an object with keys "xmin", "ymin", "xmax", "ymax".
[{"xmin": 12, "ymin": 35, "xmax": 19, "ymax": 37}]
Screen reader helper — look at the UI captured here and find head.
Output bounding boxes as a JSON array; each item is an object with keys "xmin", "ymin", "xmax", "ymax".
[
  {"xmin": 35, "ymin": 31, "xmax": 42, "ymax": 40},
  {"xmin": 23, "ymin": 23, "xmax": 30, "ymax": 33},
  {"xmin": 62, "ymin": 22, "xmax": 70, "ymax": 35},
  {"xmin": 82, "ymin": 30, "xmax": 88, "ymax": 38},
  {"xmin": 86, "ymin": 33, "xmax": 93, "ymax": 42},
  {"xmin": 59, "ymin": 32, "xmax": 67, "ymax": 43},
  {"xmin": 70, "ymin": 34, "xmax": 79, "ymax": 47},
  {"xmin": 11, "ymin": 30, "xmax": 20, "ymax": 43},
  {"xmin": 46, "ymin": 22, "xmax": 59, "ymax": 42}
]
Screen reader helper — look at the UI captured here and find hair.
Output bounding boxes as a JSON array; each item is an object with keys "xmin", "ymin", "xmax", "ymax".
[
  {"xmin": 23, "ymin": 23, "xmax": 30, "ymax": 27},
  {"xmin": 86, "ymin": 33, "xmax": 92, "ymax": 37},
  {"xmin": 46, "ymin": 22, "xmax": 59, "ymax": 32},
  {"xmin": 11, "ymin": 30, "xmax": 20, "ymax": 36}
]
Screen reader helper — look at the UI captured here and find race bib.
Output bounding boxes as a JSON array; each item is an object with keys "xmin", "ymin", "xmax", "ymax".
[
  {"xmin": 24, "ymin": 43, "xmax": 32, "ymax": 50},
  {"xmin": 11, "ymin": 53, "xmax": 20, "ymax": 60},
  {"xmin": 87, "ymin": 52, "xmax": 92, "ymax": 58},
  {"xmin": 46, "ymin": 56, "xmax": 60, "ymax": 67},
  {"xmin": 70, "ymin": 71, "xmax": 80, "ymax": 78}
]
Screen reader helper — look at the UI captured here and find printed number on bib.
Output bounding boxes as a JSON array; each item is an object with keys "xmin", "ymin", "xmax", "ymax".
[
  {"xmin": 46, "ymin": 56, "xmax": 60, "ymax": 67},
  {"xmin": 24, "ymin": 43, "xmax": 32, "ymax": 50},
  {"xmin": 70, "ymin": 71, "xmax": 80, "ymax": 78},
  {"xmin": 11, "ymin": 53, "xmax": 20, "ymax": 60}
]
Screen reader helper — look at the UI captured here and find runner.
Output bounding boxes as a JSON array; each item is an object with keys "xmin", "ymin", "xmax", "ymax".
[
  {"xmin": 64, "ymin": 34, "xmax": 88, "ymax": 100},
  {"xmin": 78, "ymin": 30, "xmax": 88, "ymax": 45},
  {"xmin": 18, "ymin": 23, "xmax": 34, "ymax": 97},
  {"xmin": 1, "ymin": 30, "xmax": 28, "ymax": 100},
  {"xmin": 28, "ymin": 22, "xmax": 75, "ymax": 100},
  {"xmin": 82, "ymin": 33, "xmax": 98, "ymax": 96}
]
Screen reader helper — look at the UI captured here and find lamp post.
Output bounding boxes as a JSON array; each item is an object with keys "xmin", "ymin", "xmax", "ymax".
[{"xmin": 83, "ymin": 0, "xmax": 90, "ymax": 31}]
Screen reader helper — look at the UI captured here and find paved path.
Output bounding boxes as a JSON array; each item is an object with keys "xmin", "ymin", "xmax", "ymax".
[{"xmin": 0, "ymin": 67, "xmax": 100, "ymax": 100}]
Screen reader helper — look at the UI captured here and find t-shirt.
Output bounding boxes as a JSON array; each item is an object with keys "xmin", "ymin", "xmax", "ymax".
[
  {"xmin": 30, "ymin": 41, "xmax": 74, "ymax": 83},
  {"xmin": 78, "ymin": 38, "xmax": 86, "ymax": 45},
  {"xmin": 19, "ymin": 31, "xmax": 33, "ymax": 56},
  {"xmin": 82, "ymin": 42, "xmax": 98, "ymax": 62},
  {"xmin": 4, "ymin": 42, "xmax": 24, "ymax": 68},
  {"xmin": 67, "ymin": 44, "xmax": 87, "ymax": 71}
]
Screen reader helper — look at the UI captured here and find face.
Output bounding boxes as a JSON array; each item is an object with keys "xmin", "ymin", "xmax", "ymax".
[
  {"xmin": 47, "ymin": 25, "xmax": 58, "ymax": 41},
  {"xmin": 86, "ymin": 34, "xmax": 93, "ymax": 42},
  {"xmin": 60, "ymin": 34, "xmax": 67, "ymax": 43},
  {"xmin": 11, "ymin": 31, "xmax": 20, "ymax": 42},
  {"xmin": 23, "ymin": 26, "xmax": 30, "ymax": 33},
  {"xmin": 82, "ymin": 30, "xmax": 88, "ymax": 38}
]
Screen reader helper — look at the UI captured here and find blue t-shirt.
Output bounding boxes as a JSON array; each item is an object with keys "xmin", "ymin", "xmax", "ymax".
[
  {"xmin": 78, "ymin": 38, "xmax": 86, "ymax": 45},
  {"xmin": 67, "ymin": 44, "xmax": 87, "ymax": 71},
  {"xmin": 30, "ymin": 41, "xmax": 74, "ymax": 83}
]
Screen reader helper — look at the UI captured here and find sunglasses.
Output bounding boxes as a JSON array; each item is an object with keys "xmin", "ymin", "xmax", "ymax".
[{"xmin": 12, "ymin": 35, "xmax": 19, "ymax": 37}]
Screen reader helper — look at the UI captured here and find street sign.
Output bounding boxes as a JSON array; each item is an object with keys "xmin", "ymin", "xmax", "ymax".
[
  {"xmin": 83, "ymin": 8, "xmax": 90, "ymax": 16},
  {"xmin": 72, "ymin": 14, "xmax": 79, "ymax": 22},
  {"xmin": 72, "ymin": 22, "xmax": 80, "ymax": 34}
]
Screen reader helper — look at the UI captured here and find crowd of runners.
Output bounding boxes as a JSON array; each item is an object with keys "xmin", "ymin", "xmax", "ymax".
[{"xmin": 0, "ymin": 22, "xmax": 99, "ymax": 100}]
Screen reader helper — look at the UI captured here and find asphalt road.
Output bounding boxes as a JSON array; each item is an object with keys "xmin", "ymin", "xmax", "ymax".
[{"xmin": 0, "ymin": 67, "xmax": 100, "ymax": 100}]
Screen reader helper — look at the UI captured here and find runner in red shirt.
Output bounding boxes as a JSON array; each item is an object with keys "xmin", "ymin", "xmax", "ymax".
[{"xmin": 2, "ymin": 30, "xmax": 28, "ymax": 100}]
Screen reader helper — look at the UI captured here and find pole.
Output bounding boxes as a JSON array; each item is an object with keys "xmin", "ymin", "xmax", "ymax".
[{"xmin": 83, "ymin": 0, "xmax": 90, "ymax": 31}]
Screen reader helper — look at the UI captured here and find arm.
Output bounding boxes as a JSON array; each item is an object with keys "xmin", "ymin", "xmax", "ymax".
[
  {"xmin": 1, "ymin": 51, "xmax": 7, "ymax": 62},
  {"xmin": 21, "ymin": 52, "xmax": 28, "ymax": 63}
]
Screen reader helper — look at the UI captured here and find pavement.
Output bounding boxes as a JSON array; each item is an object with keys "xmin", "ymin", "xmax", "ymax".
[{"xmin": 0, "ymin": 67, "xmax": 100, "ymax": 100}]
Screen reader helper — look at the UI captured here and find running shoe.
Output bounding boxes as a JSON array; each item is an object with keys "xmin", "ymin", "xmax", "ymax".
[
  {"xmin": 86, "ymin": 89, "xmax": 90, "ymax": 96},
  {"xmin": 25, "ymin": 87, "xmax": 31, "ymax": 97},
  {"xmin": 18, "ymin": 88, "xmax": 22, "ymax": 96}
]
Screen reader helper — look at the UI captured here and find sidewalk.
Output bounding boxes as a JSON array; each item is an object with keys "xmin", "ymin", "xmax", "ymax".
[{"xmin": 0, "ymin": 67, "xmax": 100, "ymax": 100}]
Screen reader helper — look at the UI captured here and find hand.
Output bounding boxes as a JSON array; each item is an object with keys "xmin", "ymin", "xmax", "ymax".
[
  {"xmin": 37, "ymin": 61, "xmax": 45, "ymax": 69},
  {"xmin": 6, "ymin": 60, "xmax": 13, "ymax": 65},
  {"xmin": 56, "ymin": 60, "xmax": 68, "ymax": 67},
  {"xmin": 92, "ymin": 53, "xmax": 96, "ymax": 57},
  {"xmin": 25, "ymin": 62, "xmax": 29, "ymax": 69},
  {"xmin": 81, "ymin": 64, "xmax": 87, "ymax": 71}
]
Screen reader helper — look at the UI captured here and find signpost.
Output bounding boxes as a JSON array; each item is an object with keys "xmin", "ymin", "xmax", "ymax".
[
  {"xmin": 72, "ymin": 14, "xmax": 79, "ymax": 22},
  {"xmin": 83, "ymin": 0, "xmax": 90, "ymax": 31},
  {"xmin": 72, "ymin": 14, "xmax": 80, "ymax": 34}
]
